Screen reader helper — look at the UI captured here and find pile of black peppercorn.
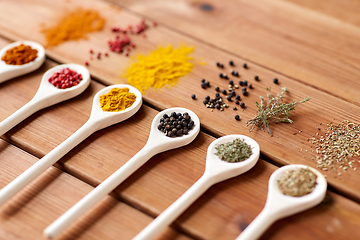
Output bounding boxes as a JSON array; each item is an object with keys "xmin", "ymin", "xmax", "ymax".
[{"xmin": 157, "ymin": 112, "xmax": 194, "ymax": 137}]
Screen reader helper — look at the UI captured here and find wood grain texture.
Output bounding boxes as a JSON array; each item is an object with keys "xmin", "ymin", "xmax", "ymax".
[
  {"xmin": 0, "ymin": 0, "xmax": 360, "ymax": 201},
  {"xmin": 1, "ymin": 1, "xmax": 360, "ymax": 239},
  {"xmin": 0, "ymin": 55, "xmax": 359, "ymax": 239},
  {"xmin": 0, "ymin": 140, "xmax": 191, "ymax": 240},
  {"xmin": 112, "ymin": 0, "xmax": 360, "ymax": 106},
  {"xmin": 284, "ymin": 0, "xmax": 360, "ymax": 27}
]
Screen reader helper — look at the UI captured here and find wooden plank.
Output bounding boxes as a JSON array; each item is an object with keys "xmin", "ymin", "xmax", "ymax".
[
  {"xmin": 0, "ymin": 0, "xmax": 360, "ymax": 207},
  {"xmin": 0, "ymin": 140, "xmax": 191, "ymax": 240},
  {"xmin": 284, "ymin": 0, "xmax": 360, "ymax": 28},
  {"xmin": 0, "ymin": 51, "xmax": 359, "ymax": 239},
  {"xmin": 111, "ymin": 0, "xmax": 360, "ymax": 106}
]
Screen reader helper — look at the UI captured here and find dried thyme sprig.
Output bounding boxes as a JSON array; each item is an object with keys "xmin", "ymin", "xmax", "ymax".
[{"xmin": 246, "ymin": 87, "xmax": 310, "ymax": 136}]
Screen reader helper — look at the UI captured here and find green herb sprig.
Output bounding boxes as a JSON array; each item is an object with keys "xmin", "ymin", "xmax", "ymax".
[{"xmin": 246, "ymin": 87, "xmax": 310, "ymax": 136}]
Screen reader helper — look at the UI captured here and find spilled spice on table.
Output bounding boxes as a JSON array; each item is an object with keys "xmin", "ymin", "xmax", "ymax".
[
  {"xmin": 41, "ymin": 8, "xmax": 105, "ymax": 47},
  {"xmin": 124, "ymin": 45, "xmax": 195, "ymax": 94},
  {"xmin": 309, "ymin": 120, "xmax": 360, "ymax": 174},
  {"xmin": 247, "ymin": 87, "xmax": 310, "ymax": 136}
]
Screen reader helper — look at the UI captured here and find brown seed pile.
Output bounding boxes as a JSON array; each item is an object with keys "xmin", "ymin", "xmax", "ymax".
[
  {"xmin": 308, "ymin": 120, "xmax": 360, "ymax": 173},
  {"xmin": 277, "ymin": 168, "xmax": 317, "ymax": 197}
]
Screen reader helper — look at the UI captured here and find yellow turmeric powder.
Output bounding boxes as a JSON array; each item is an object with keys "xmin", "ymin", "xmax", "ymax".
[
  {"xmin": 124, "ymin": 45, "xmax": 194, "ymax": 94},
  {"xmin": 41, "ymin": 8, "xmax": 105, "ymax": 47},
  {"xmin": 100, "ymin": 87, "xmax": 136, "ymax": 112}
]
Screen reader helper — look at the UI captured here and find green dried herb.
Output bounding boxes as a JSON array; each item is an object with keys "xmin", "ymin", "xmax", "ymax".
[
  {"xmin": 246, "ymin": 87, "xmax": 310, "ymax": 136},
  {"xmin": 215, "ymin": 138, "xmax": 252, "ymax": 163},
  {"xmin": 277, "ymin": 168, "xmax": 317, "ymax": 197}
]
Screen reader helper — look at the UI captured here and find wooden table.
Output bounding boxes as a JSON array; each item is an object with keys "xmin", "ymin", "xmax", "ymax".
[{"xmin": 1, "ymin": 0, "xmax": 360, "ymax": 239}]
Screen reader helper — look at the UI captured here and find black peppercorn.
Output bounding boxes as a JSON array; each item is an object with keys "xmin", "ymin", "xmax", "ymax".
[
  {"xmin": 215, "ymin": 86, "xmax": 220, "ymax": 92},
  {"xmin": 205, "ymin": 81, "xmax": 210, "ymax": 87},
  {"xmin": 239, "ymin": 81, "xmax": 244, "ymax": 86},
  {"xmin": 201, "ymin": 83, "xmax": 207, "ymax": 88},
  {"xmin": 191, "ymin": 94, "xmax": 196, "ymax": 100},
  {"xmin": 273, "ymin": 78, "xmax": 279, "ymax": 84},
  {"xmin": 223, "ymin": 74, "xmax": 228, "ymax": 79},
  {"xmin": 222, "ymin": 89, "xmax": 227, "ymax": 95},
  {"xmin": 235, "ymin": 115, "xmax": 240, "ymax": 120},
  {"xmin": 235, "ymin": 95, "xmax": 241, "ymax": 100},
  {"xmin": 243, "ymin": 63, "xmax": 248, "ymax": 69},
  {"xmin": 216, "ymin": 104, "xmax": 221, "ymax": 110},
  {"xmin": 232, "ymin": 71, "xmax": 239, "ymax": 77},
  {"xmin": 215, "ymin": 92, "xmax": 220, "ymax": 98},
  {"xmin": 226, "ymin": 95, "xmax": 232, "ymax": 101},
  {"xmin": 235, "ymin": 100, "xmax": 240, "ymax": 105},
  {"xmin": 205, "ymin": 95, "xmax": 210, "ymax": 100},
  {"xmin": 229, "ymin": 80, "xmax": 234, "ymax": 85},
  {"xmin": 201, "ymin": 79, "xmax": 205, "ymax": 83},
  {"xmin": 249, "ymin": 84, "xmax": 253, "ymax": 89},
  {"xmin": 233, "ymin": 107, "xmax": 237, "ymax": 110},
  {"xmin": 254, "ymin": 75, "xmax": 259, "ymax": 81},
  {"xmin": 240, "ymin": 102, "xmax": 245, "ymax": 108},
  {"xmin": 229, "ymin": 60, "xmax": 234, "ymax": 66},
  {"xmin": 203, "ymin": 99, "xmax": 208, "ymax": 104},
  {"xmin": 183, "ymin": 127, "xmax": 189, "ymax": 135},
  {"xmin": 216, "ymin": 62, "xmax": 224, "ymax": 68},
  {"xmin": 219, "ymin": 73, "xmax": 224, "ymax": 78},
  {"xmin": 243, "ymin": 80, "xmax": 248, "ymax": 86}
]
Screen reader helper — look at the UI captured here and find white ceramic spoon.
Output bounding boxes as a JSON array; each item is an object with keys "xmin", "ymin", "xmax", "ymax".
[
  {"xmin": 236, "ymin": 164, "xmax": 327, "ymax": 240},
  {"xmin": 0, "ymin": 40, "xmax": 45, "ymax": 83},
  {"xmin": 0, "ymin": 63, "xmax": 90, "ymax": 136},
  {"xmin": 43, "ymin": 107, "xmax": 200, "ymax": 239},
  {"xmin": 0, "ymin": 84, "xmax": 142, "ymax": 207},
  {"xmin": 133, "ymin": 134, "xmax": 260, "ymax": 240}
]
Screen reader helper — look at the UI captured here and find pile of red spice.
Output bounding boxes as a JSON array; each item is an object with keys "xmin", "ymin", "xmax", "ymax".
[
  {"xmin": 85, "ymin": 19, "xmax": 157, "ymax": 66},
  {"xmin": 108, "ymin": 19, "xmax": 155, "ymax": 55},
  {"xmin": 48, "ymin": 68, "xmax": 83, "ymax": 89}
]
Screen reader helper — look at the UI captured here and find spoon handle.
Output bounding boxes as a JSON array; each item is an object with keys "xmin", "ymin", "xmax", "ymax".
[
  {"xmin": 0, "ymin": 97, "xmax": 47, "ymax": 136},
  {"xmin": 235, "ymin": 208, "xmax": 276, "ymax": 240},
  {"xmin": 43, "ymin": 145, "xmax": 157, "ymax": 239},
  {"xmin": 133, "ymin": 175, "xmax": 213, "ymax": 240},
  {"xmin": 0, "ymin": 119, "xmax": 97, "ymax": 206}
]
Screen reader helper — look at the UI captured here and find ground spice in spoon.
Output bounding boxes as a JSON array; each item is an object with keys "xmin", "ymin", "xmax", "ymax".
[
  {"xmin": 277, "ymin": 167, "xmax": 317, "ymax": 197},
  {"xmin": 99, "ymin": 87, "xmax": 136, "ymax": 112},
  {"xmin": 215, "ymin": 138, "xmax": 252, "ymax": 163},
  {"xmin": 1, "ymin": 44, "xmax": 38, "ymax": 65}
]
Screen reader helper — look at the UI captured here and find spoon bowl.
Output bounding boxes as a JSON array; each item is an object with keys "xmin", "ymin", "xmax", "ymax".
[
  {"xmin": 0, "ymin": 84, "xmax": 142, "ymax": 207},
  {"xmin": 88, "ymin": 84, "xmax": 143, "ymax": 130},
  {"xmin": 0, "ymin": 63, "xmax": 90, "ymax": 136},
  {"xmin": 236, "ymin": 164, "xmax": 327, "ymax": 240},
  {"xmin": 133, "ymin": 134, "xmax": 260, "ymax": 240},
  {"xmin": 0, "ymin": 40, "xmax": 45, "ymax": 83},
  {"xmin": 44, "ymin": 107, "xmax": 200, "ymax": 239}
]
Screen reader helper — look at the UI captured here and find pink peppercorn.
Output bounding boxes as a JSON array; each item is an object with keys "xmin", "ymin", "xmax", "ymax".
[
  {"xmin": 48, "ymin": 68, "xmax": 83, "ymax": 89},
  {"xmin": 84, "ymin": 61, "xmax": 89, "ymax": 66}
]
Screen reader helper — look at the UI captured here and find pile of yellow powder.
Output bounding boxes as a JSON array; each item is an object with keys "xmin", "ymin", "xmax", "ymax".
[
  {"xmin": 41, "ymin": 8, "xmax": 105, "ymax": 47},
  {"xmin": 124, "ymin": 45, "xmax": 195, "ymax": 94}
]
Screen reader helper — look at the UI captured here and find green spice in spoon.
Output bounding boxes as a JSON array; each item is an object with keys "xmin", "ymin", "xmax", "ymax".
[{"xmin": 215, "ymin": 138, "xmax": 252, "ymax": 163}]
